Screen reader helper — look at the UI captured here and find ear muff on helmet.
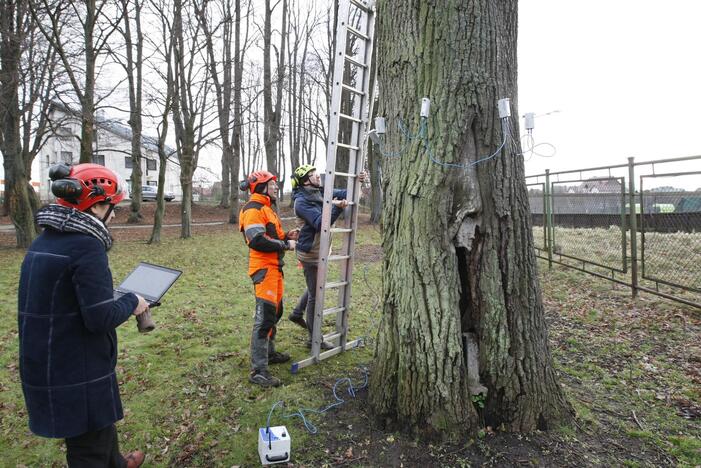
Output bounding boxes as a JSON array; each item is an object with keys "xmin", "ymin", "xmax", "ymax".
[
  {"xmin": 49, "ymin": 162, "xmax": 72, "ymax": 181},
  {"xmin": 240, "ymin": 171, "xmax": 276, "ymax": 194},
  {"xmin": 50, "ymin": 163, "xmax": 124, "ymax": 211},
  {"xmin": 239, "ymin": 175, "xmax": 257, "ymax": 192},
  {"xmin": 51, "ymin": 178, "xmax": 84, "ymax": 204}
]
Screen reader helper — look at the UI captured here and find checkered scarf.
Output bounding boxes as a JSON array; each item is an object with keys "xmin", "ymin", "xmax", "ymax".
[{"xmin": 36, "ymin": 204, "xmax": 113, "ymax": 251}]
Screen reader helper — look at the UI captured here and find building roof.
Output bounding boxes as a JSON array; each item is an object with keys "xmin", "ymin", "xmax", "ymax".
[{"xmin": 49, "ymin": 101, "xmax": 176, "ymax": 159}]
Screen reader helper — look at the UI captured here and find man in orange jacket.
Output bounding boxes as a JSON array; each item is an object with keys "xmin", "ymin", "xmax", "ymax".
[{"xmin": 239, "ymin": 170, "xmax": 298, "ymax": 387}]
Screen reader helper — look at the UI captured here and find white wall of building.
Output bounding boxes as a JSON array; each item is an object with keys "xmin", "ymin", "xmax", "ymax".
[{"xmin": 1, "ymin": 106, "xmax": 182, "ymax": 202}]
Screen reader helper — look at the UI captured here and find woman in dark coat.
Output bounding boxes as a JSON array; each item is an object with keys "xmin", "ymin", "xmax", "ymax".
[{"xmin": 18, "ymin": 163, "xmax": 148, "ymax": 467}]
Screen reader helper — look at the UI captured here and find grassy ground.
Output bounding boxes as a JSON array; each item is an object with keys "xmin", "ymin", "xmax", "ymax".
[{"xmin": 0, "ymin": 222, "xmax": 699, "ymax": 466}]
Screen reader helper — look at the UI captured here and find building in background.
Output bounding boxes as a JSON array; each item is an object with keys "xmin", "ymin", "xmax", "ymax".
[{"xmin": 1, "ymin": 102, "xmax": 182, "ymax": 202}]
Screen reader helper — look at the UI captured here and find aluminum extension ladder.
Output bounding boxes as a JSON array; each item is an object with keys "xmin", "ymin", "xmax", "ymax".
[{"xmin": 291, "ymin": 0, "xmax": 376, "ymax": 372}]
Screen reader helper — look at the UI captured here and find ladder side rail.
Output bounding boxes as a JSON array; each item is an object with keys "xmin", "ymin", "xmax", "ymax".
[
  {"xmin": 310, "ymin": 0, "xmax": 352, "ymax": 359},
  {"xmin": 338, "ymin": 7, "xmax": 376, "ymax": 348},
  {"xmin": 335, "ymin": 80, "xmax": 366, "ymax": 337}
]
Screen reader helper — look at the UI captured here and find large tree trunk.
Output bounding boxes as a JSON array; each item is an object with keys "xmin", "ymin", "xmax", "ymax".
[
  {"xmin": 369, "ymin": 0, "xmax": 572, "ymax": 439},
  {"xmin": 1, "ymin": 0, "xmax": 38, "ymax": 248}
]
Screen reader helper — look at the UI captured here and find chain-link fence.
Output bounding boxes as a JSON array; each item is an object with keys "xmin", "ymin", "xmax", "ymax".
[{"xmin": 527, "ymin": 155, "xmax": 701, "ymax": 309}]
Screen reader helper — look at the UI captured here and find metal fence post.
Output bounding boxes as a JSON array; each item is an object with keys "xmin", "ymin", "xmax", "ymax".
[
  {"xmin": 627, "ymin": 157, "xmax": 639, "ymax": 298},
  {"xmin": 545, "ymin": 169, "xmax": 553, "ymax": 269}
]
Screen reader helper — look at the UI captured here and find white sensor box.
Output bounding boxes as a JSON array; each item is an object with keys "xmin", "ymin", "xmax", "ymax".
[
  {"xmin": 258, "ymin": 426, "xmax": 291, "ymax": 465},
  {"xmin": 497, "ymin": 98, "xmax": 511, "ymax": 118},
  {"xmin": 374, "ymin": 116, "xmax": 386, "ymax": 135},
  {"xmin": 524, "ymin": 112, "xmax": 535, "ymax": 131},
  {"xmin": 420, "ymin": 97, "xmax": 431, "ymax": 118}
]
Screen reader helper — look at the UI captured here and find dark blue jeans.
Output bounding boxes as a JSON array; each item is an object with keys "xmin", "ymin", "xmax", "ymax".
[{"xmin": 292, "ymin": 262, "xmax": 318, "ymax": 340}]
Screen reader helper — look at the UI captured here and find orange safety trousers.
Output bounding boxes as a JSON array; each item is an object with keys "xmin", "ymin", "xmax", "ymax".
[{"xmin": 251, "ymin": 267, "xmax": 284, "ymax": 339}]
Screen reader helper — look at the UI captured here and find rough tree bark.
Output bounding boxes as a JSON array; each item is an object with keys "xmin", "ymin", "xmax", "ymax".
[
  {"xmin": 369, "ymin": 0, "xmax": 572, "ymax": 439},
  {"xmin": 1, "ymin": 0, "xmax": 37, "ymax": 248}
]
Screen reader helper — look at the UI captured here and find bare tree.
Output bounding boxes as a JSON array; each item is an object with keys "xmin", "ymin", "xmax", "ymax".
[
  {"xmin": 113, "ymin": 0, "xmax": 146, "ymax": 222},
  {"xmin": 196, "ymin": 0, "xmax": 251, "ymax": 223},
  {"xmin": 262, "ymin": 0, "xmax": 286, "ymax": 178},
  {"xmin": 30, "ymin": 0, "xmax": 123, "ymax": 164},
  {"xmin": 196, "ymin": 0, "xmax": 233, "ymax": 208},
  {"xmin": 145, "ymin": 0, "xmax": 175, "ymax": 243},
  {"xmin": 171, "ymin": 0, "xmax": 212, "ymax": 238},
  {"xmin": 227, "ymin": 0, "xmax": 254, "ymax": 222},
  {"xmin": 1, "ymin": 0, "xmax": 58, "ymax": 247}
]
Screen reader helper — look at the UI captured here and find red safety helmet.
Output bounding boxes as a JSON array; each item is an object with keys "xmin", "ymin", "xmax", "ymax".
[
  {"xmin": 239, "ymin": 170, "xmax": 277, "ymax": 194},
  {"xmin": 50, "ymin": 163, "xmax": 124, "ymax": 211}
]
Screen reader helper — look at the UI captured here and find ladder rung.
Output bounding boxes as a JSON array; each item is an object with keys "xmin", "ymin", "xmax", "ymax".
[
  {"xmin": 336, "ymin": 143, "xmax": 360, "ymax": 151},
  {"xmin": 323, "ymin": 306, "xmax": 346, "ymax": 316},
  {"xmin": 333, "ymin": 171, "xmax": 357, "ymax": 178},
  {"xmin": 328, "ymin": 255, "xmax": 351, "ymax": 261},
  {"xmin": 290, "ymin": 338, "xmax": 364, "ymax": 373},
  {"xmin": 347, "ymin": 26, "xmax": 369, "ymax": 41},
  {"xmin": 341, "ymin": 83, "xmax": 365, "ymax": 95},
  {"xmin": 323, "ymin": 332, "xmax": 342, "ymax": 343},
  {"xmin": 349, "ymin": 0, "xmax": 372, "ymax": 13},
  {"xmin": 344, "ymin": 54, "xmax": 367, "ymax": 68},
  {"xmin": 339, "ymin": 113, "xmax": 362, "ymax": 123},
  {"xmin": 324, "ymin": 281, "xmax": 349, "ymax": 289},
  {"xmin": 330, "ymin": 228, "xmax": 353, "ymax": 233}
]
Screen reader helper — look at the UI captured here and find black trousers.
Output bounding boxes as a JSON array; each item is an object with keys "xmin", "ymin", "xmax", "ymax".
[{"xmin": 65, "ymin": 424, "xmax": 126, "ymax": 468}]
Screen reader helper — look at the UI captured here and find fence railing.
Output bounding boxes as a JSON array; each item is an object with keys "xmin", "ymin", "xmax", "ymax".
[{"xmin": 526, "ymin": 154, "xmax": 701, "ymax": 309}]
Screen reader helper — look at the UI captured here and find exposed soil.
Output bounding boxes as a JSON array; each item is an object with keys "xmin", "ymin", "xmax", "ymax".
[{"xmin": 293, "ymin": 382, "xmax": 673, "ymax": 468}]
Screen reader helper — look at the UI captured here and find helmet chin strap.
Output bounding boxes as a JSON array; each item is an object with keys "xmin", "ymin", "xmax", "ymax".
[{"xmin": 102, "ymin": 204, "xmax": 115, "ymax": 223}]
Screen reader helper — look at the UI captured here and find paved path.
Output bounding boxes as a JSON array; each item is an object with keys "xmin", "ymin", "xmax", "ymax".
[{"xmin": 0, "ymin": 221, "xmax": 227, "ymax": 232}]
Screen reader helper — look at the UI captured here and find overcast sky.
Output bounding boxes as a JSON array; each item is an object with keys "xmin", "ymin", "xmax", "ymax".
[
  {"xmin": 518, "ymin": 0, "xmax": 701, "ymax": 181},
  {"xmin": 188, "ymin": 1, "xmax": 701, "ymax": 190}
]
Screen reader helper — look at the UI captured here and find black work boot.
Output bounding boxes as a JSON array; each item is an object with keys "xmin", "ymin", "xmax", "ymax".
[
  {"xmin": 249, "ymin": 369, "xmax": 281, "ymax": 387},
  {"xmin": 268, "ymin": 351, "xmax": 290, "ymax": 364},
  {"xmin": 288, "ymin": 313, "xmax": 307, "ymax": 329}
]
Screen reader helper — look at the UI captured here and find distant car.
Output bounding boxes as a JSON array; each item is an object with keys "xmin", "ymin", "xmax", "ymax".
[{"xmin": 141, "ymin": 185, "xmax": 175, "ymax": 202}]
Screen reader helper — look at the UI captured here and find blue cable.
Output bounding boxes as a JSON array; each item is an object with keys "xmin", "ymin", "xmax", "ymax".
[
  {"xmin": 265, "ymin": 368, "xmax": 369, "ymax": 435},
  {"xmin": 375, "ymin": 114, "xmax": 511, "ymax": 169},
  {"xmin": 424, "ymin": 117, "xmax": 510, "ymax": 169}
]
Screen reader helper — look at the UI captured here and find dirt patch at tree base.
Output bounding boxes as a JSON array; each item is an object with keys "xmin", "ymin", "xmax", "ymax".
[{"xmin": 292, "ymin": 385, "xmax": 672, "ymax": 467}]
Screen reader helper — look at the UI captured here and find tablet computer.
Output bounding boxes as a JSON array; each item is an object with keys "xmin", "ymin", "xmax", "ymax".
[{"xmin": 114, "ymin": 262, "xmax": 182, "ymax": 306}]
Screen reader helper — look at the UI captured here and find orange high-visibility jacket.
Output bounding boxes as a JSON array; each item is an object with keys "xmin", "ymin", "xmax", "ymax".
[{"xmin": 239, "ymin": 193, "xmax": 288, "ymax": 275}]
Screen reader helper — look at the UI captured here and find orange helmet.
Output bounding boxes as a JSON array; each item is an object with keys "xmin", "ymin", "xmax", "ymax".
[
  {"xmin": 239, "ymin": 170, "xmax": 276, "ymax": 194},
  {"xmin": 50, "ymin": 163, "xmax": 125, "ymax": 211}
]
